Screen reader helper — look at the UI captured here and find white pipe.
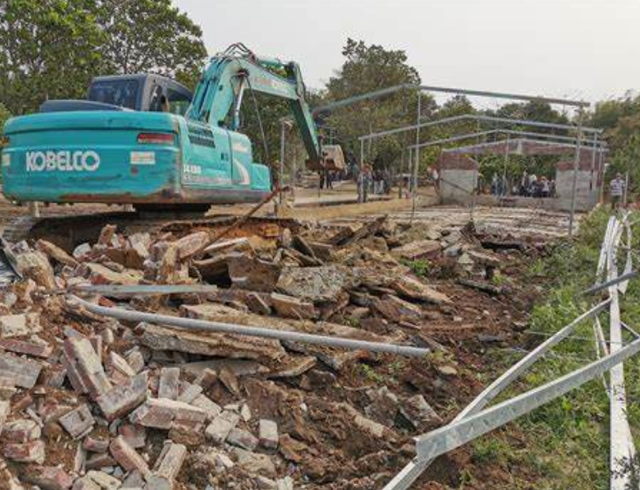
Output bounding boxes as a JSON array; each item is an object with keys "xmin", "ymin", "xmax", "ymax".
[{"xmin": 70, "ymin": 296, "xmax": 429, "ymax": 358}]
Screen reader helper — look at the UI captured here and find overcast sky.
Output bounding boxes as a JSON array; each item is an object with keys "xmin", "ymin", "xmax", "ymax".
[{"xmin": 175, "ymin": 0, "xmax": 639, "ymax": 105}]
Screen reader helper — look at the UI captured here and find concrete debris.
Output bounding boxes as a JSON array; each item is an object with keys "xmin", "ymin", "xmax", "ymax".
[
  {"xmin": 0, "ymin": 204, "xmax": 559, "ymax": 488},
  {"xmin": 0, "ymin": 313, "xmax": 41, "ymax": 338}
]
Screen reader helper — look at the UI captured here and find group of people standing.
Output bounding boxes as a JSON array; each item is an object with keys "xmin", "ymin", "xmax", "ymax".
[
  {"xmin": 357, "ymin": 165, "xmax": 391, "ymax": 203},
  {"xmin": 489, "ymin": 172, "xmax": 555, "ymax": 198}
]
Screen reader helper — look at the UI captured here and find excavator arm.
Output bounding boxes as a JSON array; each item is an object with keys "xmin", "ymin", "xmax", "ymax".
[{"xmin": 187, "ymin": 44, "xmax": 323, "ymax": 165}]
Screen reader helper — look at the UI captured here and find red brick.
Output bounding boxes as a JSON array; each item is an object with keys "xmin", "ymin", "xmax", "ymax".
[
  {"xmin": 84, "ymin": 452, "xmax": 117, "ymax": 470},
  {"xmin": 0, "ymin": 401, "xmax": 11, "ymax": 434},
  {"xmin": 109, "ymin": 435, "xmax": 150, "ymax": 476},
  {"xmin": 58, "ymin": 404, "xmax": 95, "ymax": 439},
  {"xmin": 174, "ymin": 231, "xmax": 211, "ymax": 260},
  {"xmin": 119, "ymin": 423, "xmax": 146, "ymax": 449},
  {"xmin": 0, "ymin": 338, "xmax": 52, "ymax": 358},
  {"xmin": 96, "ymin": 372, "xmax": 148, "ymax": 421},
  {"xmin": 3, "ymin": 439, "xmax": 45, "ymax": 463},
  {"xmin": 2, "ymin": 419, "xmax": 40, "ymax": 443},
  {"xmin": 158, "ymin": 367, "xmax": 180, "ymax": 400},
  {"xmin": 0, "ymin": 352, "xmax": 42, "ymax": 388},
  {"xmin": 147, "ymin": 441, "xmax": 187, "ymax": 490},
  {"xmin": 20, "ymin": 466, "xmax": 74, "ymax": 490},
  {"xmin": 129, "ymin": 398, "xmax": 207, "ymax": 430},
  {"xmin": 63, "ymin": 338, "xmax": 111, "ymax": 398},
  {"xmin": 82, "ymin": 436, "xmax": 109, "ymax": 453}
]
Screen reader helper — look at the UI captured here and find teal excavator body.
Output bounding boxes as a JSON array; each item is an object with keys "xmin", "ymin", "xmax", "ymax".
[{"xmin": 1, "ymin": 44, "xmax": 324, "ymax": 210}]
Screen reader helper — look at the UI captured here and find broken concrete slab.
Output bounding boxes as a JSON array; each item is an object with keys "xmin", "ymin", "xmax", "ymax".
[
  {"xmin": 399, "ymin": 394, "xmax": 441, "ymax": 429},
  {"xmin": 14, "ymin": 250, "xmax": 56, "ymax": 289},
  {"xmin": 391, "ymin": 239, "xmax": 442, "ymax": 261},
  {"xmin": 259, "ymin": 419, "xmax": 279, "ymax": 450},
  {"xmin": 276, "ymin": 266, "xmax": 355, "ymax": 302},
  {"xmin": 0, "ymin": 352, "xmax": 42, "ymax": 388},
  {"xmin": 86, "ymin": 263, "xmax": 142, "ymax": 285},
  {"xmin": 392, "ymin": 275, "xmax": 452, "ymax": 305},
  {"xmin": 0, "ymin": 313, "xmax": 41, "ymax": 338},
  {"xmin": 271, "ymin": 293, "xmax": 316, "ymax": 320},
  {"xmin": 227, "ymin": 255, "xmax": 281, "ymax": 292},
  {"xmin": 139, "ymin": 321, "xmax": 285, "ymax": 363},
  {"xmin": 174, "ymin": 231, "xmax": 211, "ymax": 260},
  {"xmin": 36, "ymin": 240, "xmax": 79, "ymax": 268},
  {"xmin": 373, "ymin": 294, "xmax": 423, "ymax": 321}
]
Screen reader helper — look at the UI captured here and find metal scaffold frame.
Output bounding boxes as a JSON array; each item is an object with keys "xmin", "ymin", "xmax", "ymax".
[{"xmin": 310, "ymin": 83, "xmax": 592, "ymax": 232}]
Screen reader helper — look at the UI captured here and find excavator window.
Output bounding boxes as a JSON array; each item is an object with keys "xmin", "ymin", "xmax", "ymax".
[
  {"xmin": 88, "ymin": 79, "xmax": 139, "ymax": 110},
  {"xmin": 166, "ymin": 88, "xmax": 191, "ymax": 116}
]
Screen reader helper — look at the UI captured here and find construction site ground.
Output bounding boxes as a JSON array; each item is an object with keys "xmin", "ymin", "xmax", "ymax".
[{"xmin": 0, "ymin": 190, "xmax": 592, "ymax": 490}]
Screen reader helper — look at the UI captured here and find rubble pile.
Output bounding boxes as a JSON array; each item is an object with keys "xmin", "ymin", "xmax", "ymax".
[{"xmin": 0, "ymin": 214, "xmax": 550, "ymax": 489}]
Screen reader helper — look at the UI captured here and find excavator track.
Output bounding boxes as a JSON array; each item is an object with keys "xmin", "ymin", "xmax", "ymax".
[{"xmin": 1, "ymin": 210, "xmax": 303, "ymax": 251}]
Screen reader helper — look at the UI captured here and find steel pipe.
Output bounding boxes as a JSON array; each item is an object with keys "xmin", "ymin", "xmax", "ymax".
[{"xmin": 70, "ymin": 296, "xmax": 429, "ymax": 358}]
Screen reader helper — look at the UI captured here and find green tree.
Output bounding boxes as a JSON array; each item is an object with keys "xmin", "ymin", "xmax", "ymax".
[
  {"xmin": 97, "ymin": 0, "xmax": 207, "ymax": 89},
  {"xmin": 0, "ymin": 0, "xmax": 207, "ymax": 116},
  {"xmin": 321, "ymin": 38, "xmax": 426, "ymax": 172},
  {"xmin": 0, "ymin": 0, "xmax": 105, "ymax": 114},
  {"xmin": 0, "ymin": 103, "xmax": 12, "ymax": 134}
]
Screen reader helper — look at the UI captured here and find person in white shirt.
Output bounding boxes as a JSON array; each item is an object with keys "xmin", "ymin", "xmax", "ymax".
[{"xmin": 610, "ymin": 173, "xmax": 625, "ymax": 209}]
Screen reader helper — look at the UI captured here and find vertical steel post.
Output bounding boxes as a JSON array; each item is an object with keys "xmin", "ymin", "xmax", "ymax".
[
  {"xmin": 569, "ymin": 109, "xmax": 584, "ymax": 236},
  {"xmin": 279, "ymin": 120, "xmax": 286, "ymax": 205},
  {"xmin": 599, "ymin": 149, "xmax": 606, "ymax": 204},
  {"xmin": 411, "ymin": 90, "xmax": 422, "ymax": 223},
  {"xmin": 358, "ymin": 138, "xmax": 365, "ymax": 203},
  {"xmin": 292, "ymin": 144, "xmax": 298, "ymax": 198},
  {"xmin": 399, "ymin": 146, "xmax": 406, "ymax": 199},
  {"xmin": 502, "ymin": 134, "xmax": 510, "ymax": 199}
]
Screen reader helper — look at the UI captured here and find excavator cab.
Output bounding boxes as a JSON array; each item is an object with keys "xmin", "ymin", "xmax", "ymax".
[{"xmin": 39, "ymin": 74, "xmax": 193, "ymax": 115}]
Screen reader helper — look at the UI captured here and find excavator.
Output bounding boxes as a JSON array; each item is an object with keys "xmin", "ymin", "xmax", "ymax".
[{"xmin": 0, "ymin": 44, "xmax": 343, "ymax": 246}]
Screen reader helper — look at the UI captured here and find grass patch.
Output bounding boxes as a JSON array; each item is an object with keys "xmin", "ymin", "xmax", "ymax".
[{"xmin": 465, "ymin": 208, "xmax": 640, "ymax": 489}]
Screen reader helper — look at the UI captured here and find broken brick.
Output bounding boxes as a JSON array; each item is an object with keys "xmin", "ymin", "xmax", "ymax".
[
  {"xmin": 158, "ymin": 367, "xmax": 181, "ymax": 400},
  {"xmin": 2, "ymin": 419, "xmax": 41, "ymax": 443},
  {"xmin": 3, "ymin": 439, "xmax": 46, "ymax": 463},
  {"xmin": 58, "ymin": 404, "xmax": 95, "ymax": 439},
  {"xmin": 83, "ymin": 436, "xmax": 110, "ymax": 453},
  {"xmin": 146, "ymin": 441, "xmax": 188, "ymax": 490},
  {"xmin": 129, "ymin": 398, "xmax": 207, "ymax": 430},
  {"xmin": 109, "ymin": 435, "xmax": 150, "ymax": 476},
  {"xmin": 227, "ymin": 427, "xmax": 258, "ymax": 451},
  {"xmin": 0, "ymin": 352, "xmax": 42, "ymax": 388},
  {"xmin": 204, "ymin": 411, "xmax": 240, "ymax": 444},
  {"xmin": 0, "ymin": 337, "xmax": 53, "ymax": 358},
  {"xmin": 20, "ymin": 466, "xmax": 74, "ymax": 490},
  {"xmin": 119, "ymin": 423, "xmax": 146, "ymax": 449},
  {"xmin": 36, "ymin": 240, "xmax": 79, "ymax": 268},
  {"xmin": 95, "ymin": 372, "xmax": 148, "ymax": 421},
  {"xmin": 63, "ymin": 337, "xmax": 112, "ymax": 398},
  {"xmin": 259, "ymin": 419, "xmax": 279, "ymax": 450},
  {"xmin": 271, "ymin": 293, "xmax": 316, "ymax": 320},
  {"xmin": 0, "ymin": 312, "xmax": 41, "ymax": 338}
]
